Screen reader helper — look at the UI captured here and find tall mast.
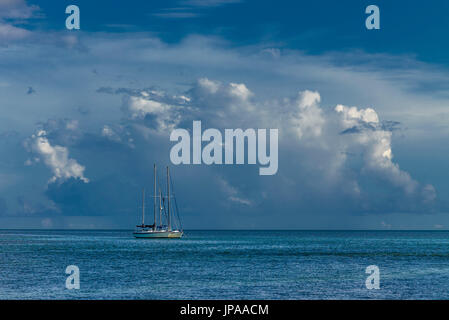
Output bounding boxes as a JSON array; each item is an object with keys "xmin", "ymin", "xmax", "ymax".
[
  {"xmin": 153, "ymin": 164, "xmax": 157, "ymax": 231},
  {"xmin": 142, "ymin": 188, "xmax": 145, "ymax": 226},
  {"xmin": 167, "ymin": 166, "xmax": 171, "ymax": 231},
  {"xmin": 159, "ymin": 188, "xmax": 162, "ymax": 228}
]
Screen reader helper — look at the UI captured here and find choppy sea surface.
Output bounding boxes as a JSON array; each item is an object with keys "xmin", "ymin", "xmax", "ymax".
[{"xmin": 1, "ymin": 230, "xmax": 449, "ymax": 299}]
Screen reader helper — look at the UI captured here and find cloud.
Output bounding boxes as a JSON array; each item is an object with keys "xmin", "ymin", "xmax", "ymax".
[
  {"xmin": 128, "ymin": 96, "xmax": 167, "ymax": 117},
  {"xmin": 290, "ymin": 90, "xmax": 325, "ymax": 139},
  {"xmin": 186, "ymin": 78, "xmax": 255, "ymax": 127},
  {"xmin": 335, "ymin": 104, "xmax": 418, "ymax": 194},
  {"xmin": 100, "ymin": 124, "xmax": 135, "ymax": 147},
  {"xmin": 104, "ymin": 78, "xmax": 435, "ymax": 212},
  {"xmin": 34, "ymin": 118, "xmax": 82, "ymax": 146},
  {"xmin": 0, "ymin": 0, "xmax": 39, "ymax": 20},
  {"xmin": 0, "ymin": 0, "xmax": 39, "ymax": 43},
  {"xmin": 101, "ymin": 125, "xmax": 121, "ymax": 142},
  {"xmin": 153, "ymin": 8, "xmax": 200, "ymax": 19},
  {"xmin": 98, "ymin": 87, "xmax": 184, "ymax": 133},
  {"xmin": 218, "ymin": 177, "xmax": 252, "ymax": 206},
  {"xmin": 28, "ymin": 130, "xmax": 89, "ymax": 184},
  {"xmin": 333, "ymin": 103, "xmax": 438, "ymax": 205},
  {"xmin": 0, "ymin": 23, "xmax": 30, "ymax": 42},
  {"xmin": 193, "ymin": 78, "xmax": 253, "ymax": 103},
  {"xmin": 153, "ymin": 0, "xmax": 241, "ymax": 19},
  {"xmin": 276, "ymin": 91, "xmax": 436, "ymax": 206}
]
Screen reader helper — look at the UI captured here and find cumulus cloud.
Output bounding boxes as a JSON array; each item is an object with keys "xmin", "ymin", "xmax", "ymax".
[
  {"xmin": 274, "ymin": 89, "xmax": 435, "ymax": 204},
  {"xmin": 124, "ymin": 95, "xmax": 179, "ymax": 131},
  {"xmin": 100, "ymin": 78, "xmax": 256, "ymax": 138},
  {"xmin": 105, "ymin": 78, "xmax": 434, "ymax": 210},
  {"xmin": 28, "ymin": 130, "xmax": 89, "ymax": 184},
  {"xmin": 98, "ymin": 87, "xmax": 184, "ymax": 133},
  {"xmin": 290, "ymin": 90, "xmax": 325, "ymax": 140},
  {"xmin": 186, "ymin": 78, "xmax": 255, "ymax": 127},
  {"xmin": 192, "ymin": 78, "xmax": 253, "ymax": 107},
  {"xmin": 335, "ymin": 104, "xmax": 422, "ymax": 196}
]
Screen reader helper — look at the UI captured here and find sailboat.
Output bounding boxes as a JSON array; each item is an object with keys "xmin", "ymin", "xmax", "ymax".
[{"xmin": 133, "ymin": 165, "xmax": 183, "ymax": 239}]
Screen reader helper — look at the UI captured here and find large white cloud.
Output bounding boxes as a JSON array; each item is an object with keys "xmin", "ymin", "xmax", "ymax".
[
  {"xmin": 109, "ymin": 78, "xmax": 435, "ymax": 205},
  {"xmin": 335, "ymin": 104, "xmax": 418, "ymax": 195},
  {"xmin": 29, "ymin": 130, "xmax": 89, "ymax": 184}
]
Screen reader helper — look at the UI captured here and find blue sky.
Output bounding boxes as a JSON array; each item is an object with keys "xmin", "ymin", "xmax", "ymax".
[
  {"xmin": 1, "ymin": 0, "xmax": 449, "ymax": 229},
  {"xmin": 30, "ymin": 0, "xmax": 449, "ymax": 63}
]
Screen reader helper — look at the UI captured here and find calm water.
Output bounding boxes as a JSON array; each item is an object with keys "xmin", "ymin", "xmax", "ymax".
[{"xmin": 1, "ymin": 230, "xmax": 449, "ymax": 299}]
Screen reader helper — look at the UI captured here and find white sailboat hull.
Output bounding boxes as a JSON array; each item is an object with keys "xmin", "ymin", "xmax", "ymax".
[{"xmin": 133, "ymin": 230, "xmax": 183, "ymax": 238}]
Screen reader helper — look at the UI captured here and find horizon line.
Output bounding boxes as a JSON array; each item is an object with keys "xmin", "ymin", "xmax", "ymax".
[{"xmin": 0, "ymin": 228, "xmax": 447, "ymax": 231}]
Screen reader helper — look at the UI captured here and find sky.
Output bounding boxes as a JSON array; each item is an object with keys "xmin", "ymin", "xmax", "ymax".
[{"xmin": 1, "ymin": 0, "xmax": 449, "ymax": 229}]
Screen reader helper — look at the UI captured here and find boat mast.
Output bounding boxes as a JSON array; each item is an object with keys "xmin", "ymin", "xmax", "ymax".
[
  {"xmin": 167, "ymin": 166, "xmax": 171, "ymax": 231},
  {"xmin": 142, "ymin": 188, "xmax": 145, "ymax": 226},
  {"xmin": 153, "ymin": 164, "xmax": 157, "ymax": 231},
  {"xmin": 159, "ymin": 188, "xmax": 162, "ymax": 228}
]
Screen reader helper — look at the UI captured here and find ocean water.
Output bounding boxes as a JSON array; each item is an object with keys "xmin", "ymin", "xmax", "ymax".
[{"xmin": 1, "ymin": 230, "xmax": 449, "ymax": 300}]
